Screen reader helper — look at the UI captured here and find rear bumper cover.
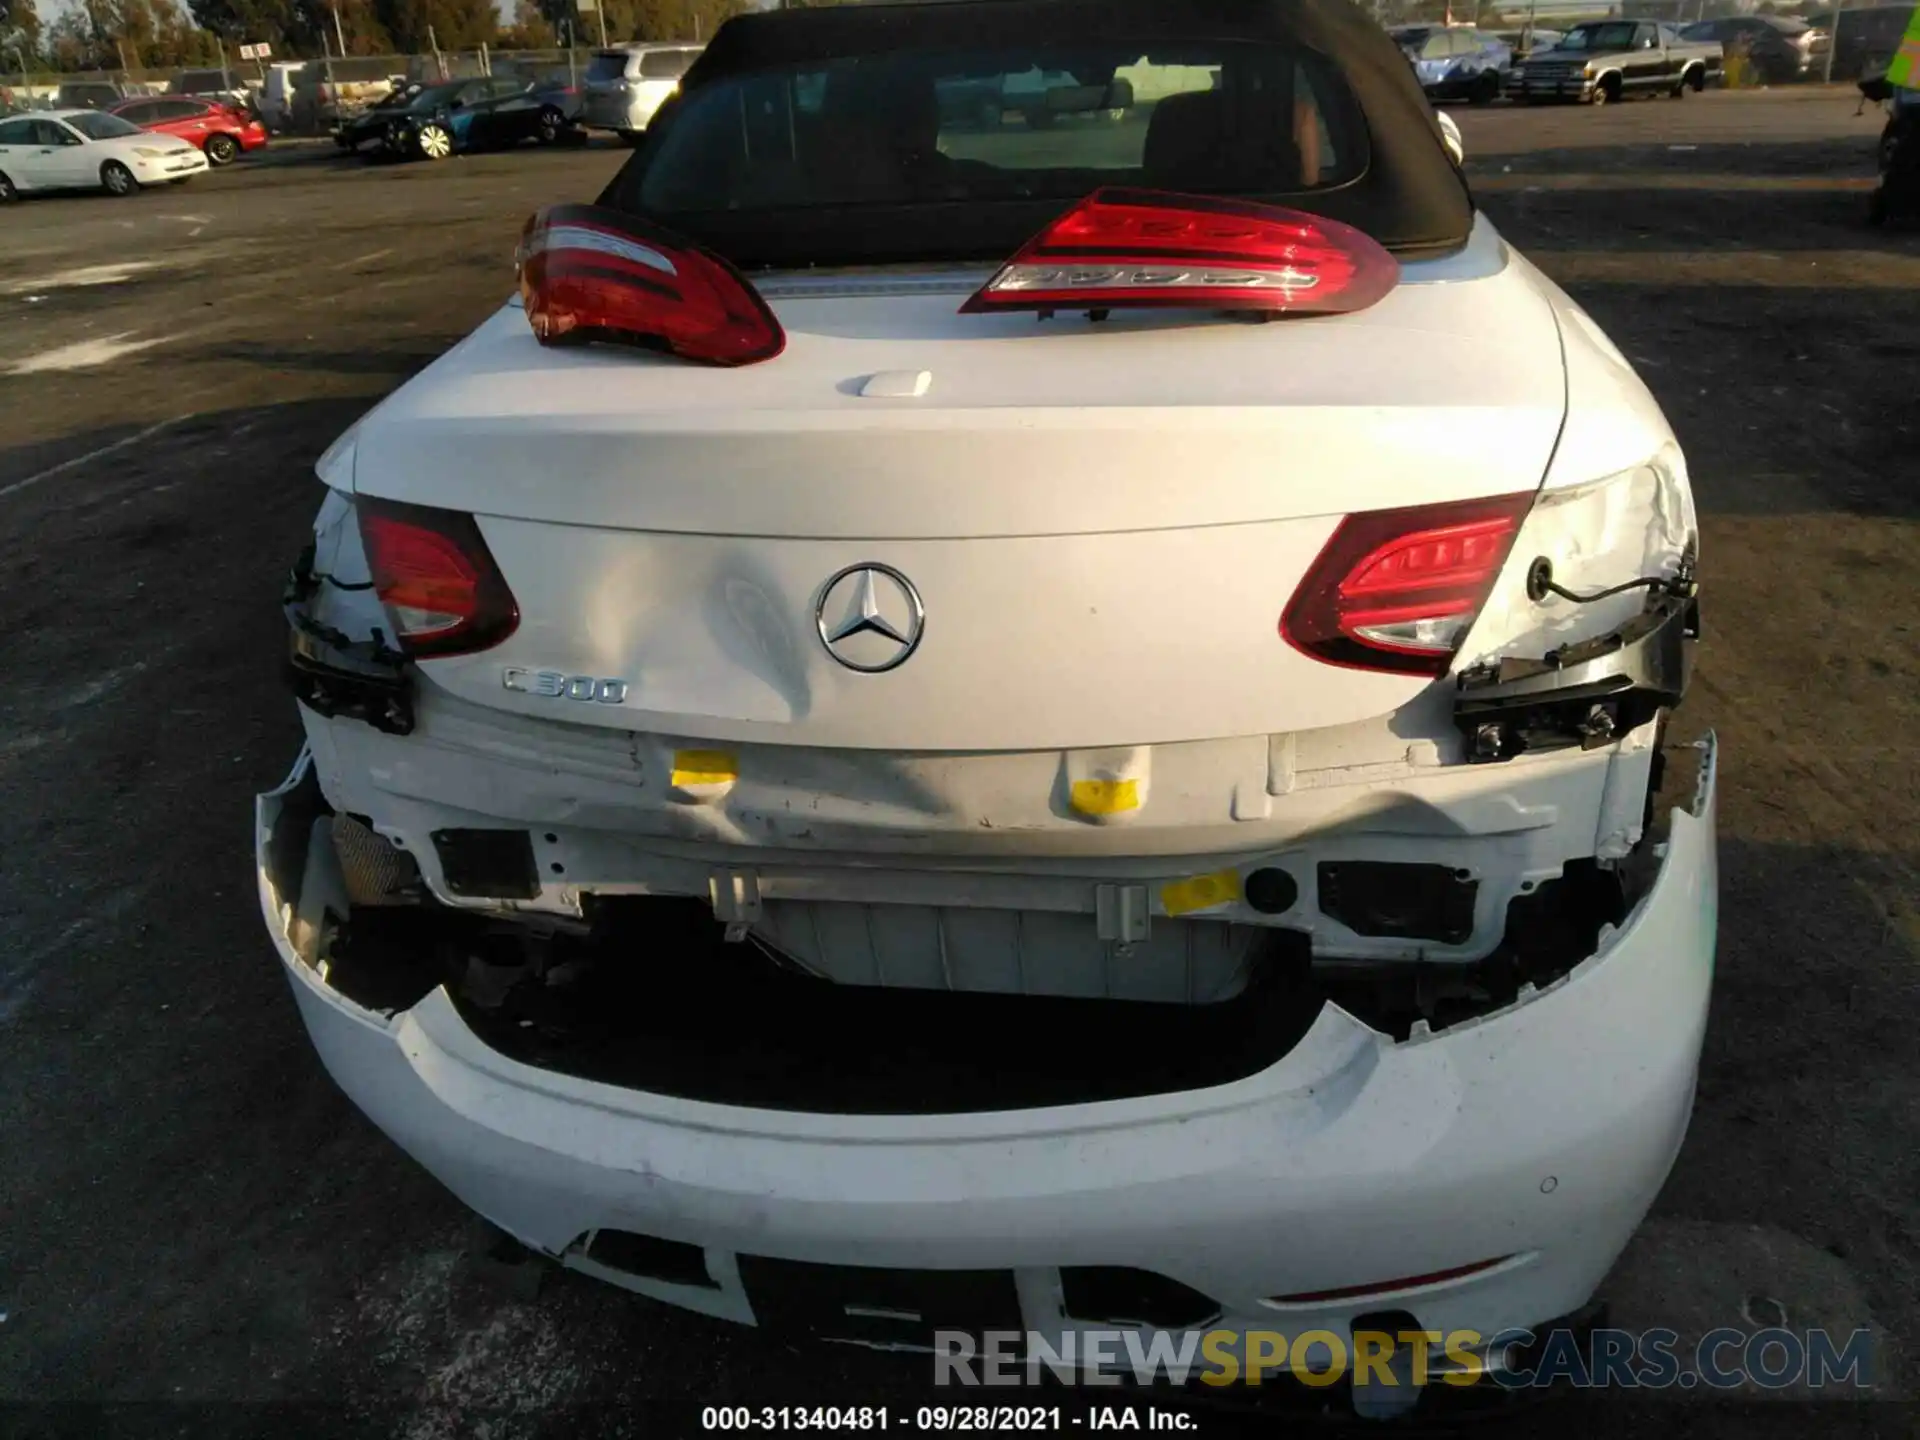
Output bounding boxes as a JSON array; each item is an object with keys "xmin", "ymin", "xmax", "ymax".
[{"xmin": 258, "ymin": 735, "xmax": 1717, "ymax": 1349}]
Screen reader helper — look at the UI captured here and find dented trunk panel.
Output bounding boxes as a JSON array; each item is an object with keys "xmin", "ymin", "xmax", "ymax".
[{"xmin": 446, "ymin": 510, "xmax": 1426, "ymax": 751}]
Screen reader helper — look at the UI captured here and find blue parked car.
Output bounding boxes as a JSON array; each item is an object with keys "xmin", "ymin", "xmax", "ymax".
[
  {"xmin": 334, "ymin": 76, "xmax": 573, "ymax": 161},
  {"xmin": 1389, "ymin": 24, "xmax": 1512, "ymax": 105}
]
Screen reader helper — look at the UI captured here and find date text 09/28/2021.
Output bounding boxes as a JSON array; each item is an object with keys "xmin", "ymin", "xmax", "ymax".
[{"xmin": 700, "ymin": 1408, "xmax": 1187, "ymax": 1432}]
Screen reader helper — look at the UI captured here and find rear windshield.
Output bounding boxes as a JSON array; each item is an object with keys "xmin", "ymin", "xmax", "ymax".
[
  {"xmin": 601, "ymin": 0, "xmax": 1471, "ymax": 268},
  {"xmin": 639, "ymin": 48, "xmax": 700, "ymax": 79},
  {"xmin": 407, "ymin": 83, "xmax": 464, "ymax": 112},
  {"xmin": 619, "ymin": 42, "xmax": 1363, "ymax": 256},
  {"xmin": 69, "ymin": 111, "xmax": 143, "ymax": 139},
  {"xmin": 1555, "ymin": 23, "xmax": 1638, "ymax": 51},
  {"xmin": 587, "ymin": 52, "xmax": 631, "ymax": 83}
]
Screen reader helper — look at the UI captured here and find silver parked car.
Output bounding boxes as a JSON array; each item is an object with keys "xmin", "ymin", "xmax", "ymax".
[{"xmin": 579, "ymin": 41, "xmax": 705, "ymax": 144}]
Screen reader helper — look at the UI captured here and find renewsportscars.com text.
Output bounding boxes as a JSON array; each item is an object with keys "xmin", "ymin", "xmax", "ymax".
[{"xmin": 933, "ymin": 1325, "xmax": 1875, "ymax": 1391}]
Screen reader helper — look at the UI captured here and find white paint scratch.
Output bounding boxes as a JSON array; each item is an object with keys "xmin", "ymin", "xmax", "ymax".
[
  {"xmin": 0, "ymin": 262, "xmax": 159, "ymax": 296},
  {"xmin": 8, "ymin": 333, "xmax": 168, "ymax": 376}
]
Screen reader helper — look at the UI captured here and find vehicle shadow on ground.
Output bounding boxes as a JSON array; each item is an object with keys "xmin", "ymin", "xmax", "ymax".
[
  {"xmin": 1478, "ymin": 164, "xmax": 1910, "ymax": 257},
  {"xmin": 200, "ymin": 341, "xmax": 441, "ymax": 378},
  {"xmin": 1552, "ymin": 286, "xmax": 1920, "ymax": 520},
  {"xmin": 1488, "ymin": 189, "xmax": 1909, "ymax": 255},
  {"xmin": 0, "ymin": 400, "xmax": 365, "ymax": 513}
]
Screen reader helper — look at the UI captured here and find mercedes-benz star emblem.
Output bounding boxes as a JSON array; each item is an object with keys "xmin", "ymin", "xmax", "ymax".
[{"xmin": 815, "ymin": 563, "xmax": 925, "ymax": 673}]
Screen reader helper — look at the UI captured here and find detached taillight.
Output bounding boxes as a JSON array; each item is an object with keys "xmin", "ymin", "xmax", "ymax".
[
  {"xmin": 1282, "ymin": 493, "xmax": 1534, "ymax": 676},
  {"xmin": 357, "ymin": 497, "xmax": 519, "ymax": 658},
  {"xmin": 516, "ymin": 203, "xmax": 785, "ymax": 366},
  {"xmin": 961, "ymin": 188, "xmax": 1399, "ymax": 318}
]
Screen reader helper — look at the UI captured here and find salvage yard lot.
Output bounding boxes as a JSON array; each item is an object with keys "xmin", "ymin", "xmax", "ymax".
[{"xmin": 1, "ymin": 92, "xmax": 1916, "ymax": 1435}]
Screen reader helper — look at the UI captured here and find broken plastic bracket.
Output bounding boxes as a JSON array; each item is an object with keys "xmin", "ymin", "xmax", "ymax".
[
  {"xmin": 709, "ymin": 869, "xmax": 762, "ymax": 942},
  {"xmin": 285, "ymin": 614, "xmax": 414, "ymax": 736},
  {"xmin": 283, "ymin": 545, "xmax": 415, "ymax": 736},
  {"xmin": 1455, "ymin": 591, "xmax": 1698, "ymax": 763},
  {"xmin": 1095, "ymin": 883, "xmax": 1152, "ymax": 946}
]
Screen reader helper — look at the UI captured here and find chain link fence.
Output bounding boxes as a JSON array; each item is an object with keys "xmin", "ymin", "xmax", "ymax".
[{"xmin": 2, "ymin": 46, "xmax": 626, "ymax": 133}]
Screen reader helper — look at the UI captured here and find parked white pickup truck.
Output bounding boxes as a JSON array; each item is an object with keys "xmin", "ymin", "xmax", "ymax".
[{"xmin": 1515, "ymin": 19, "xmax": 1721, "ymax": 104}]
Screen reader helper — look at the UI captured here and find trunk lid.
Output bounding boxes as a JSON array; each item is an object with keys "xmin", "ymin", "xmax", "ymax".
[{"xmin": 345, "ymin": 225, "xmax": 1568, "ymax": 750}]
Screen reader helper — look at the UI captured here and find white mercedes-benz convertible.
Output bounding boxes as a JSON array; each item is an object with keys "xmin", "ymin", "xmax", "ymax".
[{"xmin": 260, "ymin": 0, "xmax": 1714, "ymax": 1402}]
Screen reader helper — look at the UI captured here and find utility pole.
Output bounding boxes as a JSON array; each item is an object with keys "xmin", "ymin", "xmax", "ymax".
[
  {"xmin": 333, "ymin": 3, "xmax": 348, "ymax": 59},
  {"xmin": 1822, "ymin": 0, "xmax": 1841, "ymax": 84}
]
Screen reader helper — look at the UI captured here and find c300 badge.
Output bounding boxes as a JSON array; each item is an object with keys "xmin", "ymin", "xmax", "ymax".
[{"xmin": 502, "ymin": 668, "xmax": 628, "ymax": 705}]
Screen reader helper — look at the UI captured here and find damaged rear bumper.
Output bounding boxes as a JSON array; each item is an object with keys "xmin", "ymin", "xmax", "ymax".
[{"xmin": 257, "ymin": 736, "xmax": 1717, "ymax": 1355}]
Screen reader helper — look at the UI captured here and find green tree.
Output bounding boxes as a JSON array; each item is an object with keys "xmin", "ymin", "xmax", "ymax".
[
  {"xmin": 100, "ymin": 0, "xmax": 223, "ymax": 66},
  {"xmin": 187, "ymin": 0, "xmax": 398, "ymax": 55},
  {"xmin": 372, "ymin": 0, "xmax": 493, "ymax": 51},
  {"xmin": 329, "ymin": 0, "xmax": 398, "ymax": 56},
  {"xmin": 538, "ymin": 0, "xmax": 743, "ymax": 46},
  {"xmin": 497, "ymin": 0, "xmax": 556, "ymax": 48},
  {"xmin": 2, "ymin": 0, "xmax": 43, "ymax": 57},
  {"xmin": 188, "ymin": 0, "xmax": 309, "ymax": 50},
  {"xmin": 46, "ymin": 9, "xmax": 104, "ymax": 67}
]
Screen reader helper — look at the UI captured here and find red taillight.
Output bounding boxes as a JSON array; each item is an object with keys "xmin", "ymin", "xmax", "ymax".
[
  {"xmin": 516, "ymin": 203, "xmax": 785, "ymax": 366},
  {"xmin": 357, "ymin": 497, "xmax": 519, "ymax": 658},
  {"xmin": 1282, "ymin": 493, "xmax": 1534, "ymax": 676},
  {"xmin": 960, "ymin": 188, "xmax": 1399, "ymax": 318}
]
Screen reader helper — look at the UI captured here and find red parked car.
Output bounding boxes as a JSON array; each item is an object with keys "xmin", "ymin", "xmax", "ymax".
[{"xmin": 108, "ymin": 95, "xmax": 268, "ymax": 167}]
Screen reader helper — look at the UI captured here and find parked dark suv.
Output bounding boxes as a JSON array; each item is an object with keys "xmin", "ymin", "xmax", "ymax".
[{"xmin": 53, "ymin": 80, "xmax": 135, "ymax": 110}]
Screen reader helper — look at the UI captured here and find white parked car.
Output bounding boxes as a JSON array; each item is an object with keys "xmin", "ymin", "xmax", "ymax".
[
  {"xmin": 0, "ymin": 108, "xmax": 209, "ymax": 199},
  {"xmin": 578, "ymin": 41, "xmax": 704, "ymax": 144},
  {"xmin": 263, "ymin": 0, "xmax": 1714, "ymax": 1402}
]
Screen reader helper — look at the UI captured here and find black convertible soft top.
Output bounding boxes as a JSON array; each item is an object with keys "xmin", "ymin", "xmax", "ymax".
[{"xmin": 599, "ymin": 0, "xmax": 1472, "ymax": 267}]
